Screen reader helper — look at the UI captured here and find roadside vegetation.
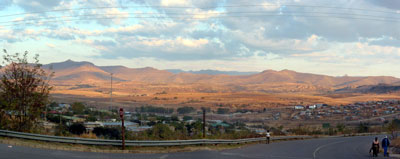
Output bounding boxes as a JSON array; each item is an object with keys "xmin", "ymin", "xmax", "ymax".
[{"xmin": 0, "ymin": 50, "xmax": 53, "ymax": 132}]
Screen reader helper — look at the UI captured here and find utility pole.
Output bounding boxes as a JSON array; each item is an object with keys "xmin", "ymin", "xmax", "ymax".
[
  {"xmin": 59, "ymin": 111, "xmax": 61, "ymax": 125},
  {"xmin": 119, "ymin": 108, "xmax": 125, "ymax": 150},
  {"xmin": 110, "ymin": 73, "xmax": 113, "ymax": 111},
  {"xmin": 203, "ymin": 108, "xmax": 206, "ymax": 138}
]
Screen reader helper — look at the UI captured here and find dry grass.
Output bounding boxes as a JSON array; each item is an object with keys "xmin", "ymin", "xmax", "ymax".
[
  {"xmin": 49, "ymin": 81, "xmax": 400, "ymax": 110},
  {"xmin": 391, "ymin": 138, "xmax": 400, "ymax": 148}
]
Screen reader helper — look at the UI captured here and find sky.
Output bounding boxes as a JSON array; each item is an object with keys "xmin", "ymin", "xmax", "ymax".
[{"xmin": 0, "ymin": 0, "xmax": 400, "ymax": 77}]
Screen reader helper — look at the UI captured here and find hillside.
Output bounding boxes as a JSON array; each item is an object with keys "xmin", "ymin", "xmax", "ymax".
[{"xmin": 44, "ymin": 60, "xmax": 400, "ymax": 94}]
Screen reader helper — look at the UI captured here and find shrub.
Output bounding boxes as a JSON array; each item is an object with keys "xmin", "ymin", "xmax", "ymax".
[{"xmin": 68, "ymin": 123, "xmax": 86, "ymax": 135}]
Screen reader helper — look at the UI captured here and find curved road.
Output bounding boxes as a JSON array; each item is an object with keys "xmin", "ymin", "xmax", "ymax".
[{"xmin": 0, "ymin": 135, "xmax": 395, "ymax": 159}]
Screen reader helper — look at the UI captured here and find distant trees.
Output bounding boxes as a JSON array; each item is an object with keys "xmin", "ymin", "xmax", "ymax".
[
  {"xmin": 136, "ymin": 106, "xmax": 174, "ymax": 114},
  {"xmin": 177, "ymin": 106, "xmax": 195, "ymax": 114},
  {"xmin": 0, "ymin": 50, "xmax": 53, "ymax": 132},
  {"xmin": 183, "ymin": 116, "xmax": 193, "ymax": 121},
  {"xmin": 71, "ymin": 102, "xmax": 85, "ymax": 114},
  {"xmin": 217, "ymin": 108, "xmax": 230, "ymax": 114}
]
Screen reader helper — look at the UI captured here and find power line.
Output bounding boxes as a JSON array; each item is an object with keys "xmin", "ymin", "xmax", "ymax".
[
  {"xmin": 0, "ymin": 4, "xmax": 398, "ymax": 18},
  {"xmin": 2, "ymin": 13, "xmax": 400, "ymax": 27},
  {"xmin": 2, "ymin": 10, "xmax": 400, "ymax": 25}
]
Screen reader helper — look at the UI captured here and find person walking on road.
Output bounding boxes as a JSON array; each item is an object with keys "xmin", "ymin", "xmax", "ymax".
[
  {"xmin": 370, "ymin": 137, "xmax": 380, "ymax": 157},
  {"xmin": 382, "ymin": 136, "xmax": 390, "ymax": 157},
  {"xmin": 266, "ymin": 130, "xmax": 270, "ymax": 144}
]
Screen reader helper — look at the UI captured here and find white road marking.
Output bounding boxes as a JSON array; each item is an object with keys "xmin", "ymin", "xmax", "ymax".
[
  {"xmin": 159, "ymin": 154, "xmax": 168, "ymax": 159},
  {"xmin": 8, "ymin": 145, "xmax": 12, "ymax": 148},
  {"xmin": 220, "ymin": 152, "xmax": 264, "ymax": 158},
  {"xmin": 269, "ymin": 155, "xmax": 312, "ymax": 159},
  {"xmin": 313, "ymin": 141, "xmax": 345, "ymax": 159}
]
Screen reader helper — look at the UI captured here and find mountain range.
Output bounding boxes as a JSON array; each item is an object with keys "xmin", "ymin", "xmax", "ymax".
[
  {"xmin": 44, "ymin": 60, "xmax": 400, "ymax": 93},
  {"xmin": 166, "ymin": 69, "xmax": 258, "ymax": 76}
]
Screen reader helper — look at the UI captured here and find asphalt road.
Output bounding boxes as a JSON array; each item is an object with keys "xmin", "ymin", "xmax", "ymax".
[{"xmin": 0, "ymin": 135, "xmax": 395, "ymax": 159}]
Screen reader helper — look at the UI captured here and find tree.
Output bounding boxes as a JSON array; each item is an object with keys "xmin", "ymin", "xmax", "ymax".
[
  {"xmin": 0, "ymin": 50, "xmax": 53, "ymax": 132},
  {"xmin": 357, "ymin": 122, "xmax": 369, "ymax": 133},
  {"xmin": 68, "ymin": 123, "xmax": 86, "ymax": 135},
  {"xmin": 177, "ymin": 106, "xmax": 195, "ymax": 114},
  {"xmin": 183, "ymin": 116, "xmax": 193, "ymax": 121},
  {"xmin": 146, "ymin": 123, "xmax": 174, "ymax": 139},
  {"xmin": 336, "ymin": 123, "xmax": 346, "ymax": 134},
  {"xmin": 217, "ymin": 108, "xmax": 230, "ymax": 114},
  {"xmin": 71, "ymin": 102, "xmax": 85, "ymax": 114},
  {"xmin": 387, "ymin": 119, "xmax": 400, "ymax": 139},
  {"xmin": 93, "ymin": 127, "xmax": 121, "ymax": 139}
]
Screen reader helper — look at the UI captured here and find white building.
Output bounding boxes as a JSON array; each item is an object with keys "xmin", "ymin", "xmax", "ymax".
[
  {"xmin": 308, "ymin": 105, "xmax": 317, "ymax": 109},
  {"xmin": 294, "ymin": 105, "xmax": 305, "ymax": 110}
]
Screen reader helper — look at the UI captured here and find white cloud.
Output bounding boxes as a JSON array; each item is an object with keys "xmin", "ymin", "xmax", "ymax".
[
  {"xmin": 261, "ymin": 1, "xmax": 281, "ymax": 11},
  {"xmin": 160, "ymin": 0, "xmax": 190, "ymax": 6},
  {"xmin": 3, "ymin": 0, "xmax": 400, "ymax": 77},
  {"xmin": 46, "ymin": 43, "xmax": 56, "ymax": 48}
]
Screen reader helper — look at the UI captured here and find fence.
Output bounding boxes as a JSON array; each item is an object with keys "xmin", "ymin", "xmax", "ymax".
[{"xmin": 0, "ymin": 129, "xmax": 311, "ymax": 147}]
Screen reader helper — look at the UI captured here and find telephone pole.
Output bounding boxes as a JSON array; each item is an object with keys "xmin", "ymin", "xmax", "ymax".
[
  {"xmin": 203, "ymin": 108, "xmax": 206, "ymax": 138},
  {"xmin": 119, "ymin": 108, "xmax": 125, "ymax": 150},
  {"xmin": 110, "ymin": 73, "xmax": 113, "ymax": 111}
]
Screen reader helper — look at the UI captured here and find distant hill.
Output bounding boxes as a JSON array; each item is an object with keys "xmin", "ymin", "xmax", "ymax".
[
  {"xmin": 166, "ymin": 69, "xmax": 258, "ymax": 75},
  {"xmin": 44, "ymin": 60, "xmax": 126, "ymax": 83},
  {"xmin": 44, "ymin": 60, "xmax": 400, "ymax": 93},
  {"xmin": 335, "ymin": 84, "xmax": 400, "ymax": 94}
]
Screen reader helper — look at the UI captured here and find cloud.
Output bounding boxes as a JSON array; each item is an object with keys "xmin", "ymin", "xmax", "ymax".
[
  {"xmin": 0, "ymin": 0, "xmax": 12, "ymax": 10},
  {"xmin": 218, "ymin": 0, "xmax": 400, "ymax": 42},
  {"xmin": 76, "ymin": 7, "xmax": 129, "ymax": 26},
  {"xmin": 13, "ymin": 0, "xmax": 63, "ymax": 12},
  {"xmin": 0, "ymin": 29, "xmax": 18, "ymax": 43},
  {"xmin": 261, "ymin": 1, "xmax": 281, "ymax": 11},
  {"xmin": 3, "ymin": 0, "xmax": 400, "ymax": 77},
  {"xmin": 46, "ymin": 43, "xmax": 56, "ymax": 48},
  {"xmin": 160, "ymin": 0, "xmax": 189, "ymax": 6},
  {"xmin": 291, "ymin": 42, "xmax": 400, "ymax": 65},
  {"xmin": 366, "ymin": 0, "xmax": 400, "ymax": 10},
  {"xmin": 366, "ymin": 36, "xmax": 400, "ymax": 47},
  {"xmin": 83, "ymin": 36, "xmax": 222, "ymax": 60}
]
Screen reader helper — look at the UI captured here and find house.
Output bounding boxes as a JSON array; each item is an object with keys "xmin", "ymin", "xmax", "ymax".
[
  {"xmin": 294, "ymin": 105, "xmax": 305, "ymax": 110},
  {"xmin": 128, "ymin": 126, "xmax": 152, "ymax": 132},
  {"xmin": 58, "ymin": 103, "xmax": 71, "ymax": 109},
  {"xmin": 84, "ymin": 121, "xmax": 104, "ymax": 131},
  {"xmin": 103, "ymin": 121, "xmax": 138, "ymax": 127},
  {"xmin": 62, "ymin": 115, "xmax": 85, "ymax": 123},
  {"xmin": 308, "ymin": 105, "xmax": 317, "ymax": 109}
]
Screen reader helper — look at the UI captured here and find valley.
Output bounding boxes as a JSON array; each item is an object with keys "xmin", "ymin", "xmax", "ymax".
[{"xmin": 47, "ymin": 60, "xmax": 400, "ymax": 110}]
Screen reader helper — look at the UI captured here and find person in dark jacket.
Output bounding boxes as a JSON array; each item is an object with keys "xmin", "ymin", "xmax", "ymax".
[
  {"xmin": 371, "ymin": 137, "xmax": 380, "ymax": 157},
  {"xmin": 382, "ymin": 136, "xmax": 390, "ymax": 157}
]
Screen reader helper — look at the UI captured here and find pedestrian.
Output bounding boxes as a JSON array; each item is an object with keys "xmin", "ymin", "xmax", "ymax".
[
  {"xmin": 382, "ymin": 136, "xmax": 390, "ymax": 157},
  {"xmin": 371, "ymin": 137, "xmax": 379, "ymax": 157},
  {"xmin": 266, "ymin": 130, "xmax": 270, "ymax": 144}
]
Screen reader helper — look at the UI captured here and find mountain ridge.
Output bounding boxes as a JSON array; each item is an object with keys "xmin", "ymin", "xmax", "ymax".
[{"xmin": 44, "ymin": 60, "xmax": 400, "ymax": 93}]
